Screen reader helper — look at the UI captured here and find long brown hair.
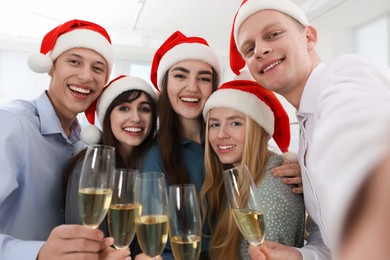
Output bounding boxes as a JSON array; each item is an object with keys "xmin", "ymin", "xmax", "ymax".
[
  {"xmin": 62, "ymin": 90, "xmax": 157, "ymax": 195},
  {"xmin": 157, "ymin": 68, "xmax": 219, "ymax": 185},
  {"xmin": 200, "ymin": 116, "xmax": 270, "ymax": 259}
]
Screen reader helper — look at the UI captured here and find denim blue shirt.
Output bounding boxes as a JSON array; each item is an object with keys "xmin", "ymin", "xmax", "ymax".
[
  {"xmin": 141, "ymin": 139, "xmax": 208, "ymax": 260},
  {"xmin": 0, "ymin": 92, "xmax": 81, "ymax": 259}
]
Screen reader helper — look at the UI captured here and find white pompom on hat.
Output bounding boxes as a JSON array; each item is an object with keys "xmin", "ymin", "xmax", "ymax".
[
  {"xmin": 27, "ymin": 19, "xmax": 114, "ymax": 82},
  {"xmin": 230, "ymin": 0, "xmax": 310, "ymax": 75},
  {"xmin": 80, "ymin": 124, "xmax": 103, "ymax": 146},
  {"xmin": 281, "ymin": 151, "xmax": 298, "ymax": 162},
  {"xmin": 150, "ymin": 31, "xmax": 221, "ymax": 91},
  {"xmin": 81, "ymin": 75, "xmax": 157, "ymax": 145},
  {"xmin": 203, "ymin": 78, "xmax": 290, "ymax": 153}
]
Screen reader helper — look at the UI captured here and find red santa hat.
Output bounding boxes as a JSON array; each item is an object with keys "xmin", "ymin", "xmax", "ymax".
[
  {"xmin": 81, "ymin": 75, "xmax": 157, "ymax": 145},
  {"xmin": 28, "ymin": 19, "xmax": 114, "ymax": 81},
  {"xmin": 203, "ymin": 79, "xmax": 290, "ymax": 152},
  {"xmin": 150, "ymin": 31, "xmax": 221, "ymax": 91},
  {"xmin": 230, "ymin": 0, "xmax": 310, "ymax": 75}
]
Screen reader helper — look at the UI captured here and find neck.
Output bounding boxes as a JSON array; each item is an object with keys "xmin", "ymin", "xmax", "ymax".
[
  {"xmin": 280, "ymin": 85, "xmax": 304, "ymax": 110},
  {"xmin": 179, "ymin": 117, "xmax": 202, "ymax": 144},
  {"xmin": 282, "ymin": 56, "xmax": 321, "ymax": 110},
  {"xmin": 119, "ymin": 144, "xmax": 133, "ymax": 160},
  {"xmin": 45, "ymin": 91, "xmax": 78, "ymax": 138}
]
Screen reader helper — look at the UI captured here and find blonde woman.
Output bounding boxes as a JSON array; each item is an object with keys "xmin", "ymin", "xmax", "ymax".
[{"xmin": 201, "ymin": 79, "xmax": 305, "ymax": 260}]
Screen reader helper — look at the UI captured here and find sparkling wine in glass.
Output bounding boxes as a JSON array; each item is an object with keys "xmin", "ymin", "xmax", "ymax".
[
  {"xmin": 135, "ymin": 172, "xmax": 169, "ymax": 260},
  {"xmin": 78, "ymin": 144, "xmax": 115, "ymax": 229},
  {"xmin": 108, "ymin": 168, "xmax": 139, "ymax": 250},
  {"xmin": 168, "ymin": 184, "xmax": 202, "ymax": 260},
  {"xmin": 223, "ymin": 165, "xmax": 266, "ymax": 247}
]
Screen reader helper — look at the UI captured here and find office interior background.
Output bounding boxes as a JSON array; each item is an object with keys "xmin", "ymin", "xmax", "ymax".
[{"xmin": 1, "ymin": 0, "xmax": 389, "ymax": 152}]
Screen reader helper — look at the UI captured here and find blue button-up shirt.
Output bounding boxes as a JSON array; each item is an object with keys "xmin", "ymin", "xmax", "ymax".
[{"xmin": 0, "ymin": 91, "xmax": 81, "ymax": 259}]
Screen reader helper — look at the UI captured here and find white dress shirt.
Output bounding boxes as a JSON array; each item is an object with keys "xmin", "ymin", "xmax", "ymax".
[
  {"xmin": 307, "ymin": 54, "xmax": 390, "ymax": 258},
  {"xmin": 296, "ymin": 63, "xmax": 331, "ymax": 259}
]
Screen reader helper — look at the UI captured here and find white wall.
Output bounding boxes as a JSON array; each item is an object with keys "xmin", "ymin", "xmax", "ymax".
[{"xmin": 0, "ymin": 50, "xmax": 49, "ymax": 104}]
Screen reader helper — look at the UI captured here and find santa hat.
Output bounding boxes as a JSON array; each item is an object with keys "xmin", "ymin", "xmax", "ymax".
[
  {"xmin": 81, "ymin": 75, "xmax": 157, "ymax": 145},
  {"xmin": 230, "ymin": 0, "xmax": 310, "ymax": 75},
  {"xmin": 28, "ymin": 19, "xmax": 114, "ymax": 81},
  {"xmin": 203, "ymin": 79, "xmax": 290, "ymax": 152},
  {"xmin": 150, "ymin": 31, "xmax": 221, "ymax": 91}
]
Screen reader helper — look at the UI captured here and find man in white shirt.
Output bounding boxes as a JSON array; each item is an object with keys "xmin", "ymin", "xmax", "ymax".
[{"xmin": 229, "ymin": 0, "xmax": 390, "ymax": 259}]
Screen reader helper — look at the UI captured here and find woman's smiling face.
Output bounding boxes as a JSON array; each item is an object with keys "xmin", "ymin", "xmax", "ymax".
[
  {"xmin": 208, "ymin": 107, "xmax": 247, "ymax": 165},
  {"xmin": 167, "ymin": 59, "xmax": 214, "ymax": 120},
  {"xmin": 110, "ymin": 92, "xmax": 153, "ymax": 155}
]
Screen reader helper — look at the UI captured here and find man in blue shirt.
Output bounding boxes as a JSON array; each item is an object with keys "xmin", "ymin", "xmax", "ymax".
[{"xmin": 0, "ymin": 19, "xmax": 129, "ymax": 259}]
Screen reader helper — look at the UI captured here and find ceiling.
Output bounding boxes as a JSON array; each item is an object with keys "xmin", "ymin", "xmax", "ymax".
[{"xmin": 1, "ymin": 0, "xmax": 389, "ymax": 61}]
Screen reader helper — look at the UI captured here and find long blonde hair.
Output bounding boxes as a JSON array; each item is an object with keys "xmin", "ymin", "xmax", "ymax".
[{"xmin": 200, "ymin": 116, "xmax": 270, "ymax": 259}]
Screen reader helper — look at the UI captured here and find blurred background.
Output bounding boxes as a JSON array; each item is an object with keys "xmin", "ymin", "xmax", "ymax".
[{"xmin": 1, "ymin": 0, "xmax": 389, "ymax": 151}]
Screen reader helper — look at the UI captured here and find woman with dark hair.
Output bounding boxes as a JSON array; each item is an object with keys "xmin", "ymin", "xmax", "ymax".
[
  {"xmin": 139, "ymin": 31, "xmax": 221, "ymax": 260},
  {"xmin": 63, "ymin": 75, "xmax": 158, "ymax": 258}
]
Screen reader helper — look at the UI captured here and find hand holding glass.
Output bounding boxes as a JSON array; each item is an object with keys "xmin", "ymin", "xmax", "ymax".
[
  {"xmin": 223, "ymin": 165, "xmax": 266, "ymax": 246},
  {"xmin": 108, "ymin": 168, "xmax": 139, "ymax": 250},
  {"xmin": 168, "ymin": 184, "xmax": 202, "ymax": 260},
  {"xmin": 135, "ymin": 172, "xmax": 169, "ymax": 260},
  {"xmin": 78, "ymin": 145, "xmax": 115, "ymax": 229}
]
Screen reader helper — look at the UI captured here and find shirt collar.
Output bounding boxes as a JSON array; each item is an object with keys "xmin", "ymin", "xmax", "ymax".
[
  {"xmin": 298, "ymin": 63, "xmax": 326, "ymax": 114},
  {"xmin": 180, "ymin": 137, "xmax": 205, "ymax": 146},
  {"xmin": 36, "ymin": 91, "xmax": 81, "ymax": 141}
]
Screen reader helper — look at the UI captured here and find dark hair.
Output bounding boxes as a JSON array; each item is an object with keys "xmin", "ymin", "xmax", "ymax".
[
  {"xmin": 157, "ymin": 67, "xmax": 219, "ymax": 185},
  {"xmin": 62, "ymin": 89, "xmax": 157, "ymax": 195}
]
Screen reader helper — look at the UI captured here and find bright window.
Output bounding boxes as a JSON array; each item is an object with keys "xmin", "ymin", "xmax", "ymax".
[{"xmin": 355, "ymin": 15, "xmax": 389, "ymax": 65}]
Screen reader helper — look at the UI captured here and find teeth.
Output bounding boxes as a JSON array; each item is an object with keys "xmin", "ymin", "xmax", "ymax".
[
  {"xmin": 218, "ymin": 145, "xmax": 235, "ymax": 150},
  {"xmin": 124, "ymin": 127, "xmax": 142, "ymax": 133},
  {"xmin": 181, "ymin": 97, "xmax": 199, "ymax": 102},
  {"xmin": 69, "ymin": 86, "xmax": 91, "ymax": 94},
  {"xmin": 262, "ymin": 60, "xmax": 282, "ymax": 73}
]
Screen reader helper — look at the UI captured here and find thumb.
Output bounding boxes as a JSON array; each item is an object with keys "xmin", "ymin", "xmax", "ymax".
[{"xmin": 248, "ymin": 244, "xmax": 266, "ymax": 260}]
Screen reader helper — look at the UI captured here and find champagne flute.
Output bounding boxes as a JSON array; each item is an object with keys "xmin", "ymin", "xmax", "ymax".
[
  {"xmin": 78, "ymin": 144, "xmax": 115, "ymax": 229},
  {"xmin": 168, "ymin": 184, "xmax": 202, "ymax": 260},
  {"xmin": 108, "ymin": 168, "xmax": 139, "ymax": 250},
  {"xmin": 223, "ymin": 165, "xmax": 266, "ymax": 247},
  {"xmin": 134, "ymin": 172, "xmax": 169, "ymax": 259}
]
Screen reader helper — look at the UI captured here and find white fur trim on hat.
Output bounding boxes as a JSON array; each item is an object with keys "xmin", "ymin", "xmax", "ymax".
[
  {"xmin": 96, "ymin": 76, "xmax": 157, "ymax": 126},
  {"xmin": 81, "ymin": 124, "xmax": 103, "ymax": 145},
  {"xmin": 28, "ymin": 29, "xmax": 114, "ymax": 78},
  {"xmin": 157, "ymin": 43, "xmax": 221, "ymax": 89},
  {"xmin": 203, "ymin": 88, "xmax": 275, "ymax": 137},
  {"xmin": 234, "ymin": 0, "xmax": 310, "ymax": 52}
]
